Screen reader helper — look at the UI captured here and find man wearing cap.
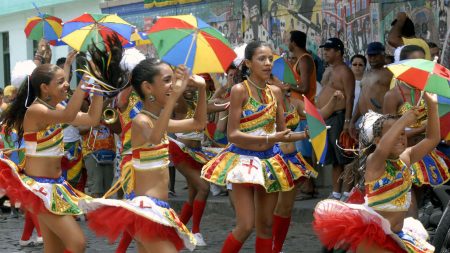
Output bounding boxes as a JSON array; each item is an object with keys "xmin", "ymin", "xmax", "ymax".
[
  {"xmin": 317, "ymin": 38, "xmax": 355, "ymax": 200},
  {"xmin": 350, "ymin": 42, "xmax": 393, "ymax": 138}
]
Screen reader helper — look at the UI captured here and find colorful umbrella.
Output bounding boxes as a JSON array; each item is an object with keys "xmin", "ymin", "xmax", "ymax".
[
  {"xmin": 303, "ymin": 96, "xmax": 328, "ymax": 164},
  {"xmin": 24, "ymin": 14, "xmax": 63, "ymax": 42},
  {"xmin": 125, "ymin": 30, "xmax": 151, "ymax": 48},
  {"xmin": 387, "ymin": 59, "xmax": 450, "ymax": 98},
  {"xmin": 272, "ymin": 55, "xmax": 297, "ymax": 87},
  {"xmin": 147, "ymin": 14, "xmax": 236, "ymax": 74},
  {"xmin": 61, "ymin": 13, "xmax": 134, "ymax": 52}
]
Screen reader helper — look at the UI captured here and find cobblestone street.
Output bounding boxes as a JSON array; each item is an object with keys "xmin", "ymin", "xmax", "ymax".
[{"xmin": 0, "ymin": 212, "xmax": 322, "ymax": 253}]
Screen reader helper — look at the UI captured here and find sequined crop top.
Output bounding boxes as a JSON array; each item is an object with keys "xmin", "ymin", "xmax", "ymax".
[
  {"xmin": 24, "ymin": 124, "xmax": 64, "ymax": 157},
  {"xmin": 365, "ymin": 159, "xmax": 412, "ymax": 212},
  {"xmin": 131, "ymin": 113, "xmax": 170, "ymax": 171},
  {"xmin": 239, "ymin": 81, "xmax": 277, "ymax": 136},
  {"xmin": 284, "ymin": 103, "xmax": 300, "ymax": 131},
  {"xmin": 175, "ymin": 103, "xmax": 204, "ymax": 141}
]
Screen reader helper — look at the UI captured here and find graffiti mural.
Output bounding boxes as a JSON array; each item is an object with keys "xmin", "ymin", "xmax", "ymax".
[{"xmin": 103, "ymin": 0, "xmax": 449, "ymax": 62}]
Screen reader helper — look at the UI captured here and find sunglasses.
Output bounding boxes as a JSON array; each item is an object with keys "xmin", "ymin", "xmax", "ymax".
[{"xmin": 352, "ymin": 63, "xmax": 364, "ymax": 67}]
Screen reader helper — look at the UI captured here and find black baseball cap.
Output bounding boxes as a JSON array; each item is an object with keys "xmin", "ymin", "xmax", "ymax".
[
  {"xmin": 319, "ymin": 38, "xmax": 344, "ymax": 53},
  {"xmin": 367, "ymin": 42, "xmax": 385, "ymax": 55}
]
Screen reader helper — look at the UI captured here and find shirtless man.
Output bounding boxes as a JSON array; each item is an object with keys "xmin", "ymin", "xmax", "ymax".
[
  {"xmin": 350, "ymin": 42, "xmax": 393, "ymax": 138},
  {"xmin": 317, "ymin": 38, "xmax": 355, "ymax": 200}
]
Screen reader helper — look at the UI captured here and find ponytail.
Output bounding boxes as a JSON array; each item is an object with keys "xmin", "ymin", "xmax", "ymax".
[{"xmin": 0, "ymin": 64, "xmax": 60, "ymax": 144}]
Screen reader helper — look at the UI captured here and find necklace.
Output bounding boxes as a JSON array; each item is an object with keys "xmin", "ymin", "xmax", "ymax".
[
  {"xmin": 35, "ymin": 97, "xmax": 56, "ymax": 110},
  {"xmin": 141, "ymin": 109, "xmax": 159, "ymax": 120},
  {"xmin": 247, "ymin": 78, "xmax": 267, "ymax": 90}
]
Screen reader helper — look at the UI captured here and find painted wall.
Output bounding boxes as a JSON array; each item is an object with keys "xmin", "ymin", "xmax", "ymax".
[{"xmin": 106, "ymin": 0, "xmax": 449, "ymax": 66}]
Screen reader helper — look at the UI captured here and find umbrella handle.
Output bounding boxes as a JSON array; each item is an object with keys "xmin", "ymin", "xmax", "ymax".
[
  {"xmin": 417, "ymin": 91, "xmax": 424, "ymax": 106},
  {"xmin": 32, "ymin": 2, "xmax": 43, "ymax": 17}
]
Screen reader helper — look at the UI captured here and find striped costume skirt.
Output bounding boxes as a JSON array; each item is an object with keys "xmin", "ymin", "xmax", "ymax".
[
  {"xmin": 313, "ymin": 200, "xmax": 434, "ymax": 253},
  {"xmin": 412, "ymin": 149, "xmax": 450, "ymax": 187},
  {"xmin": 79, "ymin": 195, "xmax": 196, "ymax": 251},
  {"xmin": 0, "ymin": 157, "xmax": 90, "ymax": 215},
  {"xmin": 282, "ymin": 151, "xmax": 318, "ymax": 182},
  {"xmin": 201, "ymin": 144, "xmax": 296, "ymax": 193}
]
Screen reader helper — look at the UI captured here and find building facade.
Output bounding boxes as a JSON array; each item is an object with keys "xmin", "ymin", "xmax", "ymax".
[{"xmin": 0, "ymin": 0, "xmax": 102, "ymax": 87}]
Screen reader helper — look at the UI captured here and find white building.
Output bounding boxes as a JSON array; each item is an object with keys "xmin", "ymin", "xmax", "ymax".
[{"xmin": 0, "ymin": 0, "xmax": 102, "ymax": 87}]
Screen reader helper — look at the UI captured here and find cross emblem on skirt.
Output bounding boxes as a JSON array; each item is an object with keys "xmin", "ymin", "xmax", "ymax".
[
  {"xmin": 139, "ymin": 200, "xmax": 152, "ymax": 209},
  {"xmin": 35, "ymin": 187, "xmax": 47, "ymax": 196},
  {"xmin": 243, "ymin": 160, "xmax": 258, "ymax": 174}
]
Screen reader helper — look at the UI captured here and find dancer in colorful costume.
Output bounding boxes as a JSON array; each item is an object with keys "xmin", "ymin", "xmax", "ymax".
[
  {"xmin": 0, "ymin": 60, "xmax": 104, "ymax": 252},
  {"xmin": 383, "ymin": 45, "xmax": 450, "ymax": 218},
  {"xmin": 171, "ymin": 80, "xmax": 225, "ymax": 246},
  {"xmin": 79, "ymin": 57, "xmax": 206, "ymax": 252},
  {"xmin": 314, "ymin": 91, "xmax": 439, "ymax": 253},
  {"xmin": 201, "ymin": 41, "xmax": 307, "ymax": 253},
  {"xmin": 269, "ymin": 76, "xmax": 344, "ymax": 253}
]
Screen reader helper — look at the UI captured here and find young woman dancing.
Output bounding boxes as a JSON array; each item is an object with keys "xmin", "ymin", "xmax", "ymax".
[
  {"xmin": 0, "ymin": 62, "xmax": 103, "ymax": 253},
  {"xmin": 201, "ymin": 41, "xmax": 306, "ymax": 253},
  {"xmin": 79, "ymin": 58, "xmax": 207, "ymax": 252},
  {"xmin": 269, "ymin": 76, "xmax": 344, "ymax": 253},
  {"xmin": 313, "ymin": 92, "xmax": 439, "ymax": 253}
]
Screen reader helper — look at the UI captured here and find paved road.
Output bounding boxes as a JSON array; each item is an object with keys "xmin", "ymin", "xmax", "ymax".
[{"xmin": 0, "ymin": 212, "xmax": 322, "ymax": 253}]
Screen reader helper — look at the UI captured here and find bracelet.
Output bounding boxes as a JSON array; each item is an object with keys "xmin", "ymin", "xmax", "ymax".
[{"xmin": 344, "ymin": 119, "xmax": 351, "ymax": 123}]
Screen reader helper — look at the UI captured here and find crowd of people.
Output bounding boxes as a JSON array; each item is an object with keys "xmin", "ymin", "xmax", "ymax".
[{"xmin": 0, "ymin": 10, "xmax": 448, "ymax": 253}]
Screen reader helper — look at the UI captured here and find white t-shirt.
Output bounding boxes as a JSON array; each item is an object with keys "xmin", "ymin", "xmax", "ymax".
[{"xmin": 353, "ymin": 80, "xmax": 361, "ymax": 113}]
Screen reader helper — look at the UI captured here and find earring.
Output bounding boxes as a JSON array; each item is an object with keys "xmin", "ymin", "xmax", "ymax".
[{"xmin": 147, "ymin": 94, "xmax": 155, "ymax": 102}]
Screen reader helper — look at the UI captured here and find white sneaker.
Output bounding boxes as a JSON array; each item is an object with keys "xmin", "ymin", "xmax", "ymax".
[
  {"xmin": 35, "ymin": 236, "xmax": 43, "ymax": 245},
  {"xmin": 19, "ymin": 239, "xmax": 35, "ymax": 247},
  {"xmin": 193, "ymin": 233, "xmax": 207, "ymax": 247}
]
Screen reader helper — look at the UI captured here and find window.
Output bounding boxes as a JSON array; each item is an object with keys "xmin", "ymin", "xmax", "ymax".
[{"xmin": 2, "ymin": 32, "xmax": 10, "ymax": 85}]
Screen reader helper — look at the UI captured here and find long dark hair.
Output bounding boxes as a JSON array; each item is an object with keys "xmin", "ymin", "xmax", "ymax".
[
  {"xmin": 79, "ymin": 34, "xmax": 129, "ymax": 97},
  {"xmin": 131, "ymin": 58, "xmax": 168, "ymax": 100},
  {"xmin": 1, "ymin": 64, "xmax": 60, "ymax": 143}
]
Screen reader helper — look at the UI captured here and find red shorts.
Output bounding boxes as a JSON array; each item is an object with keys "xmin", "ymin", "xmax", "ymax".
[{"xmin": 168, "ymin": 141, "xmax": 203, "ymax": 170}]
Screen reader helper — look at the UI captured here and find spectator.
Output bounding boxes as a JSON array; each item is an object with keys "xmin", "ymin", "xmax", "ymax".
[
  {"xmin": 385, "ymin": 55, "xmax": 395, "ymax": 64},
  {"xmin": 388, "ymin": 12, "xmax": 431, "ymax": 60},
  {"xmin": 350, "ymin": 54, "xmax": 366, "ymax": 113}
]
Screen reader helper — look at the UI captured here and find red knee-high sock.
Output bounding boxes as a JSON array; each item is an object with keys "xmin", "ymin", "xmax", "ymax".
[
  {"xmin": 221, "ymin": 233, "xmax": 243, "ymax": 253},
  {"xmin": 21, "ymin": 211, "xmax": 35, "ymax": 241},
  {"xmin": 179, "ymin": 202, "xmax": 193, "ymax": 225},
  {"xmin": 115, "ymin": 231, "xmax": 133, "ymax": 253},
  {"xmin": 272, "ymin": 215, "xmax": 291, "ymax": 253},
  {"xmin": 63, "ymin": 250, "xmax": 72, "ymax": 253},
  {"xmin": 256, "ymin": 237, "xmax": 273, "ymax": 253},
  {"xmin": 30, "ymin": 213, "xmax": 41, "ymax": 237},
  {"xmin": 192, "ymin": 200, "xmax": 206, "ymax": 233}
]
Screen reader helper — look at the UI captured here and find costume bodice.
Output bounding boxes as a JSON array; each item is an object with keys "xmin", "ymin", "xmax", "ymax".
[
  {"xmin": 24, "ymin": 124, "xmax": 64, "ymax": 157},
  {"xmin": 239, "ymin": 80, "xmax": 277, "ymax": 136},
  {"xmin": 365, "ymin": 159, "xmax": 412, "ymax": 212}
]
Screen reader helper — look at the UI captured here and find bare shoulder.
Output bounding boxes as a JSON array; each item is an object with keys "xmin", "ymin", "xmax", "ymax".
[{"xmin": 231, "ymin": 82, "xmax": 245, "ymax": 93}]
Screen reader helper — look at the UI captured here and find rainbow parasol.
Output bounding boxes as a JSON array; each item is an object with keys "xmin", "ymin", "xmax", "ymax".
[
  {"xmin": 61, "ymin": 13, "xmax": 134, "ymax": 52},
  {"xmin": 303, "ymin": 96, "xmax": 328, "ymax": 164},
  {"xmin": 147, "ymin": 14, "xmax": 236, "ymax": 74},
  {"xmin": 24, "ymin": 14, "xmax": 63, "ymax": 42},
  {"xmin": 272, "ymin": 55, "xmax": 297, "ymax": 87},
  {"xmin": 387, "ymin": 59, "xmax": 450, "ymax": 98}
]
